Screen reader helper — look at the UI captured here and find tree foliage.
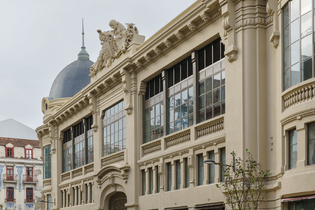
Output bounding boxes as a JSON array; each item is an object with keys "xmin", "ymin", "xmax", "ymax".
[{"xmin": 216, "ymin": 149, "xmax": 271, "ymax": 210}]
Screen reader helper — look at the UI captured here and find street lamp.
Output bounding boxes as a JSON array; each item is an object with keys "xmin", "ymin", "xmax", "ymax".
[{"xmin": 204, "ymin": 152, "xmax": 236, "ymax": 172}]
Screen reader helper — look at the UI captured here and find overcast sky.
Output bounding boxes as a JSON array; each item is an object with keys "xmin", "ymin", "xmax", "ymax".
[{"xmin": 0, "ymin": 0, "xmax": 195, "ymax": 130}]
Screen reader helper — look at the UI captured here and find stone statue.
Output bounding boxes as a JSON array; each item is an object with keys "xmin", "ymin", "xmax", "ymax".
[{"xmin": 90, "ymin": 19, "xmax": 144, "ymax": 76}]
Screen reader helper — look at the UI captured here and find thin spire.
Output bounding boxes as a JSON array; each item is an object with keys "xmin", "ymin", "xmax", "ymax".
[
  {"xmin": 78, "ymin": 18, "xmax": 89, "ymax": 59},
  {"xmin": 82, "ymin": 18, "xmax": 85, "ymax": 49}
]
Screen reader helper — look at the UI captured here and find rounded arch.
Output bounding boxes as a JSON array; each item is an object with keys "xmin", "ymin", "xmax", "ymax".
[
  {"xmin": 100, "ymin": 184, "xmax": 126, "ymax": 210},
  {"xmin": 108, "ymin": 192, "xmax": 127, "ymax": 210}
]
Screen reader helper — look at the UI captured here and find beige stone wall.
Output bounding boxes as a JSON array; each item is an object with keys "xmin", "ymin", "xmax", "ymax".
[{"xmin": 36, "ymin": 0, "xmax": 315, "ymax": 210}]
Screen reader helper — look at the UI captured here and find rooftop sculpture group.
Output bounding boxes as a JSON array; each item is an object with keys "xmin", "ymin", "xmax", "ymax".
[{"xmin": 90, "ymin": 20, "xmax": 140, "ymax": 76}]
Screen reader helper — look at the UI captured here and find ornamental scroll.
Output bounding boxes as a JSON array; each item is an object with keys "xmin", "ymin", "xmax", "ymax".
[{"xmin": 90, "ymin": 20, "xmax": 144, "ymax": 76}]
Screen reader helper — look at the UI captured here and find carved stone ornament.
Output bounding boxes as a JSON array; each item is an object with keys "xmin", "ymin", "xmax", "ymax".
[
  {"xmin": 225, "ymin": 45, "xmax": 238, "ymax": 63},
  {"xmin": 90, "ymin": 20, "xmax": 143, "ymax": 76}
]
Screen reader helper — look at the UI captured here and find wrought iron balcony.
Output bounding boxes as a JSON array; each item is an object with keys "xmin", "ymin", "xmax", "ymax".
[
  {"xmin": 22, "ymin": 175, "xmax": 38, "ymax": 184},
  {"xmin": 3, "ymin": 174, "xmax": 18, "ymax": 183}
]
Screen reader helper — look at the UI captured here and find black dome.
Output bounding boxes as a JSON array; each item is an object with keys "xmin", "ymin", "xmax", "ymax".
[{"xmin": 49, "ymin": 58, "xmax": 94, "ymax": 100}]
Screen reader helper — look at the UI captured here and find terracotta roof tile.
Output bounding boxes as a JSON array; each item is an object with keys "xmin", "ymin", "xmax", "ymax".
[{"xmin": 0, "ymin": 137, "xmax": 40, "ymax": 148}]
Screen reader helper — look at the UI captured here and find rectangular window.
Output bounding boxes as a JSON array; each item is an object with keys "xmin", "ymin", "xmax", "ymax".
[
  {"xmin": 149, "ymin": 168, "xmax": 153, "ymax": 194},
  {"xmin": 76, "ymin": 186, "xmax": 79, "ymax": 205},
  {"xmin": 145, "ymin": 74, "xmax": 163, "ymax": 100},
  {"xmin": 61, "ymin": 190, "xmax": 63, "ymax": 207},
  {"xmin": 199, "ymin": 70, "xmax": 225, "ymax": 122},
  {"xmin": 103, "ymin": 101, "xmax": 126, "ymax": 156},
  {"xmin": 308, "ymin": 122, "xmax": 315, "ymax": 165},
  {"xmin": 26, "ymin": 188, "xmax": 33, "ymax": 202},
  {"xmin": 142, "ymin": 170, "xmax": 146, "ymax": 195},
  {"xmin": 289, "ymin": 129, "xmax": 298, "ymax": 169},
  {"xmin": 220, "ymin": 148, "xmax": 226, "ymax": 181},
  {"xmin": 85, "ymin": 184, "xmax": 88, "ymax": 204},
  {"xmin": 74, "ymin": 122, "xmax": 85, "ymax": 169},
  {"xmin": 175, "ymin": 160, "xmax": 181, "ymax": 190},
  {"xmin": 63, "ymin": 130, "xmax": 72, "ymax": 173},
  {"xmin": 167, "ymin": 163, "xmax": 172, "ymax": 191},
  {"xmin": 167, "ymin": 56, "xmax": 192, "ymax": 88},
  {"xmin": 6, "ymin": 166, "xmax": 14, "ymax": 180},
  {"xmin": 197, "ymin": 154, "xmax": 204, "ymax": 186},
  {"xmin": 25, "ymin": 149, "xmax": 33, "ymax": 159},
  {"xmin": 156, "ymin": 166, "xmax": 160, "ymax": 193},
  {"xmin": 288, "ymin": 199, "xmax": 315, "ymax": 209},
  {"xmin": 89, "ymin": 183, "xmax": 93, "ymax": 203},
  {"xmin": 208, "ymin": 151, "xmax": 215, "ymax": 184},
  {"xmin": 44, "ymin": 145, "xmax": 51, "ymax": 179},
  {"xmin": 168, "ymin": 87, "xmax": 194, "ymax": 134},
  {"xmin": 6, "ymin": 187, "xmax": 14, "ymax": 201},
  {"xmin": 47, "ymin": 194, "xmax": 52, "ymax": 210},
  {"xmin": 184, "ymin": 158, "xmax": 190, "ymax": 188},
  {"xmin": 73, "ymin": 188, "xmax": 75, "ymax": 206},
  {"xmin": 87, "ymin": 130, "xmax": 94, "ymax": 164},
  {"xmin": 198, "ymin": 38, "xmax": 225, "ymax": 71},
  {"xmin": 144, "ymin": 101, "xmax": 164, "ymax": 143},
  {"xmin": 6, "ymin": 147, "xmax": 13, "ymax": 158},
  {"xmin": 26, "ymin": 167, "xmax": 33, "ymax": 182}
]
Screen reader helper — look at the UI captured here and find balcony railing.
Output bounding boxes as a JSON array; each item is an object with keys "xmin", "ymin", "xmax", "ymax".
[
  {"xmin": 22, "ymin": 175, "xmax": 38, "ymax": 184},
  {"xmin": 24, "ymin": 199, "xmax": 33, "ymax": 203},
  {"xmin": 3, "ymin": 174, "xmax": 18, "ymax": 183},
  {"xmin": 5, "ymin": 198, "xmax": 15, "ymax": 202}
]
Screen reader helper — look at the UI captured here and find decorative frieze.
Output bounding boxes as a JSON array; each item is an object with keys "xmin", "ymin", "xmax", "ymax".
[
  {"xmin": 101, "ymin": 150, "xmax": 125, "ymax": 167},
  {"xmin": 142, "ymin": 139, "xmax": 161, "ymax": 155},
  {"xmin": 72, "ymin": 168, "xmax": 83, "ymax": 178},
  {"xmin": 165, "ymin": 130, "xmax": 190, "ymax": 148},
  {"xmin": 61, "ymin": 172, "xmax": 71, "ymax": 182},
  {"xmin": 196, "ymin": 116, "xmax": 224, "ymax": 138}
]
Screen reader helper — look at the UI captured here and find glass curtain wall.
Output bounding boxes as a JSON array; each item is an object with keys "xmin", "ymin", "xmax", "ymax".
[
  {"xmin": 103, "ymin": 101, "xmax": 126, "ymax": 156},
  {"xmin": 283, "ymin": 0, "xmax": 314, "ymax": 90}
]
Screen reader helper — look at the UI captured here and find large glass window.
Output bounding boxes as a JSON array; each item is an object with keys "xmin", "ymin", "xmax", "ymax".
[
  {"xmin": 144, "ymin": 101, "xmax": 164, "ymax": 143},
  {"xmin": 6, "ymin": 187, "xmax": 14, "ymax": 201},
  {"xmin": 199, "ymin": 70, "xmax": 225, "ymax": 122},
  {"xmin": 103, "ymin": 101, "xmax": 126, "ymax": 156},
  {"xmin": 62, "ymin": 130, "xmax": 72, "ymax": 173},
  {"xmin": 47, "ymin": 194, "xmax": 52, "ymax": 210},
  {"xmin": 220, "ymin": 148, "xmax": 226, "ymax": 182},
  {"xmin": 184, "ymin": 158, "xmax": 190, "ymax": 188},
  {"xmin": 208, "ymin": 151, "xmax": 215, "ymax": 184},
  {"xmin": 6, "ymin": 166, "xmax": 14, "ymax": 180},
  {"xmin": 289, "ymin": 129, "xmax": 298, "ymax": 169},
  {"xmin": 168, "ymin": 87, "xmax": 194, "ymax": 134},
  {"xmin": 167, "ymin": 162, "xmax": 172, "ymax": 191},
  {"xmin": 44, "ymin": 145, "xmax": 51, "ymax": 179},
  {"xmin": 175, "ymin": 160, "xmax": 181, "ymax": 190},
  {"xmin": 74, "ymin": 122, "xmax": 85, "ymax": 168},
  {"xmin": 197, "ymin": 154, "xmax": 204, "ymax": 186},
  {"xmin": 198, "ymin": 38, "xmax": 225, "ymax": 71},
  {"xmin": 308, "ymin": 122, "xmax": 315, "ymax": 165},
  {"xmin": 86, "ymin": 116, "xmax": 94, "ymax": 164},
  {"xmin": 283, "ymin": 0, "xmax": 314, "ymax": 90},
  {"xmin": 167, "ymin": 56, "xmax": 192, "ymax": 88}
]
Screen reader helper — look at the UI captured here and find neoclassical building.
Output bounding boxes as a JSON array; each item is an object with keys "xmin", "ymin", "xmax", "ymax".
[{"xmin": 36, "ymin": 0, "xmax": 315, "ymax": 209}]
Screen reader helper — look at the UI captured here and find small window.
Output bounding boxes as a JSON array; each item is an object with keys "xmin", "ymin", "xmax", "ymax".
[
  {"xmin": 6, "ymin": 187, "xmax": 14, "ymax": 201},
  {"xmin": 289, "ymin": 129, "xmax": 298, "ymax": 169},
  {"xmin": 184, "ymin": 158, "xmax": 190, "ymax": 188},
  {"xmin": 25, "ymin": 148, "xmax": 33, "ymax": 159},
  {"xmin": 167, "ymin": 162, "xmax": 172, "ymax": 191},
  {"xmin": 26, "ymin": 167, "xmax": 33, "ymax": 182},
  {"xmin": 6, "ymin": 147, "xmax": 13, "ymax": 158},
  {"xmin": 149, "ymin": 168, "xmax": 153, "ymax": 194},
  {"xmin": 6, "ymin": 166, "xmax": 14, "ymax": 181},
  {"xmin": 208, "ymin": 151, "xmax": 215, "ymax": 184},
  {"xmin": 197, "ymin": 154, "xmax": 204, "ymax": 186},
  {"xmin": 141, "ymin": 170, "xmax": 146, "ymax": 195},
  {"xmin": 220, "ymin": 148, "xmax": 226, "ymax": 181},
  {"xmin": 26, "ymin": 188, "xmax": 33, "ymax": 202},
  {"xmin": 175, "ymin": 160, "xmax": 181, "ymax": 190},
  {"xmin": 156, "ymin": 166, "xmax": 160, "ymax": 193},
  {"xmin": 308, "ymin": 122, "xmax": 315, "ymax": 165},
  {"xmin": 89, "ymin": 183, "xmax": 93, "ymax": 203}
]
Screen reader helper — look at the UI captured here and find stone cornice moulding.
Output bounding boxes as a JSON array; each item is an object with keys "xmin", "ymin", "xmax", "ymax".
[
  {"xmin": 267, "ymin": 0, "xmax": 280, "ymax": 48},
  {"xmin": 280, "ymin": 107, "xmax": 315, "ymax": 125}
]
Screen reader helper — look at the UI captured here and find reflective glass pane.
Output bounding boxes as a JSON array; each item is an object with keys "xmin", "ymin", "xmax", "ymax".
[
  {"xmin": 301, "ymin": 35, "xmax": 312, "ymax": 58},
  {"xmin": 283, "ymin": 4, "xmax": 289, "ymax": 28},
  {"xmin": 222, "ymin": 71, "xmax": 225, "ymax": 85},
  {"xmin": 188, "ymin": 101, "xmax": 193, "ymax": 114},
  {"xmin": 291, "ymin": 19, "xmax": 300, "ymax": 43},
  {"xmin": 221, "ymin": 86, "xmax": 225, "ymax": 100},
  {"xmin": 206, "ymin": 106, "xmax": 213, "ymax": 120},
  {"xmin": 199, "ymin": 95, "xmax": 205, "ymax": 109},
  {"xmin": 181, "ymin": 104, "xmax": 188, "ymax": 117},
  {"xmin": 188, "ymin": 114, "xmax": 193, "ymax": 126},
  {"xmin": 175, "ymin": 93, "xmax": 181, "ymax": 107},
  {"xmin": 188, "ymin": 87, "xmax": 193, "ymax": 100},
  {"xmin": 175, "ymin": 106, "xmax": 180, "ymax": 120},
  {"xmin": 302, "ymin": 57, "xmax": 312, "ymax": 81},
  {"xmin": 169, "ymin": 109, "xmax": 174, "ymax": 122},
  {"xmin": 290, "ymin": 144, "xmax": 298, "ymax": 169},
  {"xmin": 182, "ymin": 116, "xmax": 188, "ymax": 129},
  {"xmin": 291, "ymin": 0, "xmax": 300, "ymax": 21},
  {"xmin": 291, "ymin": 62, "xmax": 300, "ymax": 86},
  {"xmin": 284, "ymin": 48, "xmax": 290, "ymax": 70},
  {"xmin": 206, "ymin": 91, "xmax": 212, "ymax": 106},
  {"xmin": 182, "ymin": 89, "xmax": 188, "ymax": 103},
  {"xmin": 151, "ymin": 118, "xmax": 155, "ymax": 129},
  {"xmin": 160, "ymin": 102, "xmax": 164, "ymax": 114},
  {"xmin": 169, "ymin": 96, "xmax": 174, "ymax": 109},
  {"xmin": 155, "ymin": 103, "xmax": 160, "ymax": 116},
  {"xmin": 175, "ymin": 120, "xmax": 181, "ymax": 132},
  {"xmin": 161, "ymin": 114, "xmax": 164, "ymax": 126},
  {"xmin": 309, "ymin": 139, "xmax": 315, "ymax": 165},
  {"xmin": 291, "ymin": 41, "xmax": 300, "ymax": 65},
  {"xmin": 206, "ymin": 77, "xmax": 212, "ymax": 91},
  {"xmin": 213, "ymin": 88, "xmax": 220, "ymax": 104},
  {"xmin": 199, "ymin": 109, "xmax": 205, "ymax": 122},
  {"xmin": 301, "ymin": 0, "xmax": 312, "ymax": 15},
  {"xmin": 169, "ymin": 122, "xmax": 174, "ymax": 134},
  {"xmin": 222, "ymin": 101, "xmax": 225, "ymax": 114},
  {"xmin": 213, "ymin": 73, "xmax": 220, "ymax": 89},
  {"xmin": 301, "ymin": 12, "xmax": 312, "ymax": 37},
  {"xmin": 214, "ymin": 104, "xmax": 220, "ymax": 117},
  {"xmin": 150, "ymin": 106, "xmax": 155, "ymax": 118},
  {"xmin": 156, "ymin": 115, "xmax": 161, "ymax": 127},
  {"xmin": 199, "ymin": 81, "xmax": 205, "ymax": 95}
]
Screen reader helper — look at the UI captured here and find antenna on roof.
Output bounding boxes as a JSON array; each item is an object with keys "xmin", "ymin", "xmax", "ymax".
[{"xmin": 78, "ymin": 18, "xmax": 89, "ymax": 59}]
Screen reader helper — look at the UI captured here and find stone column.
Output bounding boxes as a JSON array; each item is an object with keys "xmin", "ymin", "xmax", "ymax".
[
  {"xmin": 180, "ymin": 158, "xmax": 184, "ymax": 189},
  {"xmin": 203, "ymin": 152, "xmax": 208, "ymax": 185},
  {"xmin": 171, "ymin": 160, "xmax": 175, "ymax": 190},
  {"xmin": 145, "ymin": 168, "xmax": 149, "ymax": 195},
  {"xmin": 152, "ymin": 166, "xmax": 157, "ymax": 193},
  {"xmin": 214, "ymin": 148, "xmax": 220, "ymax": 183}
]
